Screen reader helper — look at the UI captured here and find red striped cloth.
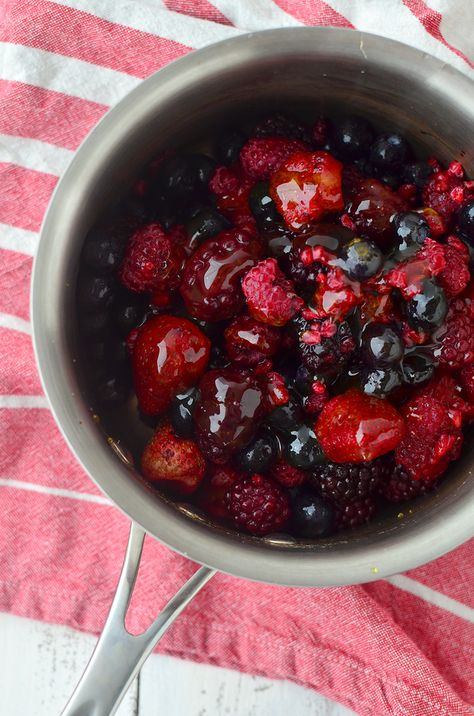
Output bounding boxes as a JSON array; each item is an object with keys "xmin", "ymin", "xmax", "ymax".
[{"xmin": 0, "ymin": 2, "xmax": 473, "ymax": 714}]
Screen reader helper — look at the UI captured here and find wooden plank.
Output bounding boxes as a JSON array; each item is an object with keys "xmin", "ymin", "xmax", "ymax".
[
  {"xmin": 0, "ymin": 612, "xmax": 138, "ymax": 716},
  {"xmin": 139, "ymin": 653, "xmax": 357, "ymax": 716}
]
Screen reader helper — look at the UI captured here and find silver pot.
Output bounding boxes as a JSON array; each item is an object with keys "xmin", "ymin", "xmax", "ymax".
[{"xmin": 32, "ymin": 27, "xmax": 474, "ymax": 716}]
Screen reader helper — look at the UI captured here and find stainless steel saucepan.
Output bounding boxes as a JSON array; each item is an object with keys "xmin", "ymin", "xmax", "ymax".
[{"xmin": 31, "ymin": 27, "xmax": 474, "ymax": 716}]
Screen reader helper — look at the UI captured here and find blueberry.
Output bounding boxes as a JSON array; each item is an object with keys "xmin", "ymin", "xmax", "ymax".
[
  {"xmin": 106, "ymin": 337, "xmax": 129, "ymax": 366},
  {"xmin": 88, "ymin": 341, "xmax": 106, "ymax": 364},
  {"xmin": 188, "ymin": 153, "xmax": 217, "ymax": 190},
  {"xmin": 373, "ymin": 170, "xmax": 400, "ymax": 190},
  {"xmin": 361, "ymin": 322, "xmax": 403, "ymax": 365},
  {"xmin": 403, "ymin": 161, "xmax": 434, "ymax": 189},
  {"xmin": 340, "ymin": 238, "xmax": 383, "ymax": 280},
  {"xmin": 79, "ymin": 311, "xmax": 110, "ymax": 337},
  {"xmin": 406, "ymin": 279, "xmax": 448, "ymax": 330},
  {"xmin": 369, "ymin": 133, "xmax": 411, "ymax": 170},
  {"xmin": 283, "ymin": 424, "xmax": 324, "ymax": 470},
  {"xmin": 186, "ymin": 208, "xmax": 230, "ymax": 250},
  {"xmin": 170, "ymin": 387, "xmax": 200, "ymax": 438},
  {"xmin": 293, "ymin": 365, "xmax": 313, "ymax": 396},
  {"xmin": 458, "ymin": 199, "xmax": 474, "ymax": 245},
  {"xmin": 266, "ymin": 394, "xmax": 303, "ymax": 433},
  {"xmin": 401, "ymin": 352, "xmax": 434, "ymax": 385},
  {"xmin": 155, "ymin": 156, "xmax": 197, "ymax": 200},
  {"xmin": 330, "ymin": 116, "xmax": 374, "ymax": 160},
  {"xmin": 96, "ymin": 375, "xmax": 129, "ymax": 405},
  {"xmin": 291, "ymin": 492, "xmax": 335, "ymax": 538},
  {"xmin": 77, "ymin": 274, "xmax": 115, "ymax": 313},
  {"xmin": 394, "ymin": 212, "xmax": 430, "ymax": 248},
  {"xmin": 214, "ymin": 128, "xmax": 246, "ymax": 165},
  {"xmin": 83, "ymin": 231, "xmax": 123, "ymax": 274},
  {"xmin": 361, "ymin": 366, "xmax": 402, "ymax": 397},
  {"xmin": 235, "ymin": 430, "xmax": 279, "ymax": 473},
  {"xmin": 112, "ymin": 298, "xmax": 147, "ymax": 336},
  {"xmin": 248, "ymin": 182, "xmax": 281, "ymax": 229}
]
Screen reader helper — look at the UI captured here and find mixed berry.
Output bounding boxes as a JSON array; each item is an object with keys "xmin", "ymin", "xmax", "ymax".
[{"xmin": 77, "ymin": 112, "xmax": 474, "ymax": 539}]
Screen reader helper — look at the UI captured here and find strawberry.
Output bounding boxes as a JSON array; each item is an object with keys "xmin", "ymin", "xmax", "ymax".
[
  {"xmin": 269, "ymin": 151, "xmax": 344, "ymax": 230},
  {"xmin": 141, "ymin": 422, "xmax": 206, "ymax": 494},
  {"xmin": 315, "ymin": 389, "xmax": 405, "ymax": 463},
  {"xmin": 132, "ymin": 315, "xmax": 210, "ymax": 415}
]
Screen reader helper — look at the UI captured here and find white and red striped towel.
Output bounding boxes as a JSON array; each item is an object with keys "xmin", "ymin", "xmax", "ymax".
[{"xmin": 0, "ymin": 2, "xmax": 473, "ymax": 715}]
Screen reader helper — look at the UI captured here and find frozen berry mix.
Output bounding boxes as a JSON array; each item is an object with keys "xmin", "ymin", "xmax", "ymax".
[{"xmin": 77, "ymin": 112, "xmax": 474, "ymax": 538}]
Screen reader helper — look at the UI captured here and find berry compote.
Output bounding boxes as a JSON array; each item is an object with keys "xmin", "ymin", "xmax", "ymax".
[{"xmin": 77, "ymin": 111, "xmax": 474, "ymax": 538}]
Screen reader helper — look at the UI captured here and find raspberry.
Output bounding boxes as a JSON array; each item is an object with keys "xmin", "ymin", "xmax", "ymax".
[
  {"xmin": 242, "ymin": 258, "xmax": 304, "ymax": 326},
  {"xmin": 240, "ymin": 137, "xmax": 307, "ymax": 180},
  {"xmin": 315, "ymin": 389, "xmax": 405, "ymax": 463},
  {"xmin": 423, "ymin": 167, "xmax": 468, "ymax": 222},
  {"xmin": 434, "ymin": 300, "xmax": 474, "ymax": 370},
  {"xmin": 224, "ymin": 474, "xmax": 290, "ymax": 535},
  {"xmin": 269, "ymin": 151, "xmax": 344, "ymax": 230},
  {"xmin": 313, "ymin": 458, "xmax": 389, "ymax": 503},
  {"xmin": 381, "ymin": 463, "xmax": 433, "ymax": 503},
  {"xmin": 395, "ymin": 396, "xmax": 463, "ymax": 481},
  {"xmin": 253, "ymin": 113, "xmax": 311, "ymax": 142},
  {"xmin": 270, "ymin": 460, "xmax": 307, "ymax": 488},
  {"xmin": 416, "ymin": 374, "xmax": 473, "ymax": 424},
  {"xmin": 180, "ymin": 228, "xmax": 262, "ymax": 321},
  {"xmin": 312, "ymin": 118, "xmax": 330, "ymax": 147},
  {"xmin": 141, "ymin": 422, "xmax": 206, "ymax": 494},
  {"xmin": 293, "ymin": 316, "xmax": 355, "ymax": 374},
  {"xmin": 335, "ymin": 497, "xmax": 377, "ymax": 529},
  {"xmin": 224, "ymin": 314, "xmax": 280, "ymax": 368},
  {"xmin": 119, "ymin": 223, "xmax": 185, "ymax": 293},
  {"xmin": 436, "ymin": 236, "xmax": 470, "ymax": 298},
  {"xmin": 210, "ymin": 164, "xmax": 253, "ymax": 218},
  {"xmin": 460, "ymin": 363, "xmax": 474, "ymax": 402}
]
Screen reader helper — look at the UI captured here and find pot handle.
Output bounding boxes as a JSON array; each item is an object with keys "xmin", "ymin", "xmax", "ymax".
[{"xmin": 61, "ymin": 522, "xmax": 216, "ymax": 716}]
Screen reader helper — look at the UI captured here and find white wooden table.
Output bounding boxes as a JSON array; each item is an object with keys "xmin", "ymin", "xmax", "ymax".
[{"xmin": 0, "ymin": 612, "xmax": 356, "ymax": 715}]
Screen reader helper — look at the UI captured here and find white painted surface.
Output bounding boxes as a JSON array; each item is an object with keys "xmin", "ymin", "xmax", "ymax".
[{"xmin": 0, "ymin": 612, "xmax": 356, "ymax": 716}]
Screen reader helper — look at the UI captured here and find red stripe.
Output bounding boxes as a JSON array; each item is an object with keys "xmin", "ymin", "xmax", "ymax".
[
  {"xmin": 365, "ymin": 580, "xmax": 474, "ymax": 704},
  {"xmin": 273, "ymin": 0, "xmax": 353, "ymax": 27},
  {"xmin": 408, "ymin": 540, "xmax": 474, "ymax": 610},
  {"xmin": 0, "ymin": 163, "xmax": 57, "ymax": 232},
  {"xmin": 164, "ymin": 0, "xmax": 233, "ymax": 26},
  {"xmin": 0, "ymin": 329, "xmax": 40, "ymax": 394},
  {"xmin": 403, "ymin": 0, "xmax": 474, "ymax": 70},
  {"xmin": 0, "ymin": 250, "xmax": 32, "ymax": 322},
  {"xmin": 0, "ymin": 80, "xmax": 107, "ymax": 150},
  {"xmin": 1, "ymin": 0, "xmax": 191, "ymax": 78},
  {"xmin": 0, "ymin": 409, "xmax": 102, "ymax": 495}
]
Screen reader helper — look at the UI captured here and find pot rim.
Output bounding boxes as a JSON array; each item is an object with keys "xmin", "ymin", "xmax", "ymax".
[{"xmin": 32, "ymin": 26, "xmax": 474, "ymax": 587}]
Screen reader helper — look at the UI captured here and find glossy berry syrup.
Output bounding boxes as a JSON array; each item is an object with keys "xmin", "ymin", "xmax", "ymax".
[{"xmin": 77, "ymin": 112, "xmax": 474, "ymax": 538}]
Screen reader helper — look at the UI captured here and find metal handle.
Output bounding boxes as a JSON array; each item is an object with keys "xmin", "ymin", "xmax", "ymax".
[{"xmin": 61, "ymin": 522, "xmax": 216, "ymax": 716}]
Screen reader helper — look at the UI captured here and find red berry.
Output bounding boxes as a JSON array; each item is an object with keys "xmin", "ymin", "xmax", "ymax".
[
  {"xmin": 224, "ymin": 314, "xmax": 280, "ymax": 367},
  {"xmin": 269, "ymin": 151, "xmax": 344, "ymax": 230},
  {"xmin": 416, "ymin": 374, "xmax": 474, "ymax": 424},
  {"xmin": 346, "ymin": 179, "xmax": 408, "ymax": 247},
  {"xmin": 119, "ymin": 223, "xmax": 185, "ymax": 293},
  {"xmin": 434, "ymin": 300, "xmax": 474, "ymax": 370},
  {"xmin": 423, "ymin": 168, "xmax": 468, "ymax": 222},
  {"xmin": 315, "ymin": 389, "xmax": 405, "ymax": 463},
  {"xmin": 198, "ymin": 465, "xmax": 241, "ymax": 518},
  {"xmin": 141, "ymin": 422, "xmax": 206, "ymax": 494},
  {"xmin": 132, "ymin": 315, "xmax": 210, "ymax": 415},
  {"xmin": 210, "ymin": 164, "xmax": 253, "ymax": 218},
  {"xmin": 269, "ymin": 459, "xmax": 307, "ymax": 488},
  {"xmin": 436, "ymin": 236, "xmax": 470, "ymax": 299},
  {"xmin": 381, "ymin": 463, "xmax": 433, "ymax": 503},
  {"xmin": 224, "ymin": 474, "xmax": 290, "ymax": 535},
  {"xmin": 180, "ymin": 228, "xmax": 262, "ymax": 321},
  {"xmin": 260, "ymin": 370, "xmax": 290, "ymax": 409},
  {"xmin": 195, "ymin": 367, "xmax": 265, "ymax": 463},
  {"xmin": 395, "ymin": 396, "xmax": 462, "ymax": 481},
  {"xmin": 242, "ymin": 258, "xmax": 304, "ymax": 326},
  {"xmin": 335, "ymin": 497, "xmax": 377, "ymax": 529},
  {"xmin": 240, "ymin": 137, "xmax": 307, "ymax": 180},
  {"xmin": 460, "ymin": 363, "xmax": 474, "ymax": 402}
]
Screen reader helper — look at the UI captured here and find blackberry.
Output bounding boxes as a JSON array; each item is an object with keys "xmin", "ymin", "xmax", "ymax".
[
  {"xmin": 381, "ymin": 463, "xmax": 433, "ymax": 503},
  {"xmin": 253, "ymin": 113, "xmax": 311, "ymax": 143},
  {"xmin": 294, "ymin": 317, "xmax": 355, "ymax": 374},
  {"xmin": 224, "ymin": 474, "xmax": 290, "ymax": 535},
  {"xmin": 335, "ymin": 497, "xmax": 377, "ymax": 529},
  {"xmin": 313, "ymin": 458, "xmax": 389, "ymax": 503}
]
